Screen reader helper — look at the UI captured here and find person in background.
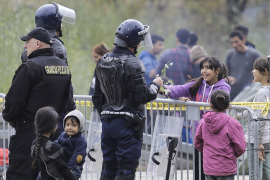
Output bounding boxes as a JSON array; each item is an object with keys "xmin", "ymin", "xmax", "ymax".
[
  {"xmin": 234, "ymin": 25, "xmax": 255, "ymax": 49},
  {"xmin": 139, "ymin": 34, "xmax": 164, "ymax": 85},
  {"xmin": 89, "ymin": 43, "xmax": 110, "ymax": 95},
  {"xmin": 195, "ymin": 90, "xmax": 246, "ymax": 180},
  {"xmin": 156, "ymin": 28, "xmax": 192, "ymax": 85},
  {"xmin": 188, "ymin": 32, "xmax": 198, "ymax": 49},
  {"xmin": 226, "ymin": 31, "xmax": 261, "ymax": 100},
  {"xmin": 190, "ymin": 45, "xmax": 208, "ymax": 79}
]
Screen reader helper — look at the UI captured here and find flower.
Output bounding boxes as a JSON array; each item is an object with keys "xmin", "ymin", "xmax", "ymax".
[
  {"xmin": 165, "ymin": 64, "xmax": 169, "ymax": 69},
  {"xmin": 170, "ymin": 62, "xmax": 173, "ymax": 66}
]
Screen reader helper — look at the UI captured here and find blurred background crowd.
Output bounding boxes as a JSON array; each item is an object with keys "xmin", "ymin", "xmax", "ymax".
[{"xmin": 0, "ymin": 0, "xmax": 269, "ymax": 97}]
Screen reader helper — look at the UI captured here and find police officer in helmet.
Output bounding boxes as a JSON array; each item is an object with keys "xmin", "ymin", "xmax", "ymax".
[
  {"xmin": 22, "ymin": 3, "xmax": 76, "ymax": 64},
  {"xmin": 92, "ymin": 19, "xmax": 163, "ymax": 180},
  {"xmin": 21, "ymin": 3, "xmax": 77, "ymax": 137}
]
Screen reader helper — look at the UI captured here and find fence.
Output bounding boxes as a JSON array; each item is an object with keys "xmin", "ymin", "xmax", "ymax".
[{"xmin": 0, "ymin": 94, "xmax": 263, "ymax": 180}]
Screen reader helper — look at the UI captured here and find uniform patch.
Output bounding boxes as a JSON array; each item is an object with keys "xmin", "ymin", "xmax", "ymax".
[
  {"xmin": 77, "ymin": 155, "xmax": 82, "ymax": 163},
  {"xmin": 45, "ymin": 66, "xmax": 70, "ymax": 75}
]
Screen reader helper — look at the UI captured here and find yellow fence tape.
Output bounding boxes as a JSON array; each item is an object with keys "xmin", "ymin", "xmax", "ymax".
[
  {"xmin": 1, "ymin": 99, "xmax": 269, "ymax": 112},
  {"xmin": 74, "ymin": 101, "xmax": 270, "ymax": 111}
]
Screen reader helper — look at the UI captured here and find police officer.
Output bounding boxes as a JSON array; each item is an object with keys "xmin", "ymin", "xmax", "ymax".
[
  {"xmin": 21, "ymin": 3, "xmax": 76, "ymax": 64},
  {"xmin": 3, "ymin": 27, "xmax": 72, "ymax": 180},
  {"xmin": 92, "ymin": 19, "xmax": 163, "ymax": 180},
  {"xmin": 21, "ymin": 3, "xmax": 77, "ymax": 136}
]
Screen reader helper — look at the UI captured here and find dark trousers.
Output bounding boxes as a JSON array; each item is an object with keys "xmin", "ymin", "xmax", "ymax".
[
  {"xmin": 101, "ymin": 117, "xmax": 142, "ymax": 178},
  {"xmin": 195, "ymin": 148, "xmax": 205, "ymax": 180},
  {"xmin": 6, "ymin": 121, "xmax": 39, "ymax": 180}
]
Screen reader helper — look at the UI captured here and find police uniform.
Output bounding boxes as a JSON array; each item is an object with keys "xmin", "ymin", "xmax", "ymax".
[
  {"xmin": 21, "ymin": 3, "xmax": 77, "ymax": 137},
  {"xmin": 3, "ymin": 28, "xmax": 72, "ymax": 180},
  {"xmin": 93, "ymin": 45, "xmax": 160, "ymax": 180}
]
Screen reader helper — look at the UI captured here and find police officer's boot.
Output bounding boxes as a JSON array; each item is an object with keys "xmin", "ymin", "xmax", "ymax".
[
  {"xmin": 100, "ymin": 175, "xmax": 115, "ymax": 180},
  {"xmin": 115, "ymin": 161, "xmax": 139, "ymax": 180},
  {"xmin": 115, "ymin": 174, "xmax": 134, "ymax": 180}
]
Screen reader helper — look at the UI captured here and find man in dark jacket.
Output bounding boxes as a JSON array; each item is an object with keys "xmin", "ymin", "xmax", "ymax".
[
  {"xmin": 3, "ymin": 27, "xmax": 72, "ymax": 180},
  {"xmin": 93, "ymin": 19, "xmax": 162, "ymax": 180},
  {"xmin": 21, "ymin": 3, "xmax": 77, "ymax": 135}
]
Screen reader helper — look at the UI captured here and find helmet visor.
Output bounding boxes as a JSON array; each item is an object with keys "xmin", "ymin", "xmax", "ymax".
[
  {"xmin": 138, "ymin": 25, "xmax": 153, "ymax": 51},
  {"xmin": 57, "ymin": 3, "xmax": 76, "ymax": 24}
]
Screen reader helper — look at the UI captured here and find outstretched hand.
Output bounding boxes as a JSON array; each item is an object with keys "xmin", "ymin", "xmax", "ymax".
[
  {"xmin": 179, "ymin": 97, "xmax": 191, "ymax": 101},
  {"xmin": 153, "ymin": 77, "xmax": 163, "ymax": 88}
]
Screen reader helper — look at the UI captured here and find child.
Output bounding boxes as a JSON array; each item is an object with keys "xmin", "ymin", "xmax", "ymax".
[
  {"xmin": 31, "ymin": 107, "xmax": 78, "ymax": 180},
  {"xmin": 195, "ymin": 90, "xmax": 246, "ymax": 180},
  {"xmin": 238, "ymin": 57, "xmax": 270, "ymax": 180},
  {"xmin": 55, "ymin": 109, "xmax": 87, "ymax": 179},
  {"xmin": 160, "ymin": 56, "xmax": 231, "ymax": 180}
]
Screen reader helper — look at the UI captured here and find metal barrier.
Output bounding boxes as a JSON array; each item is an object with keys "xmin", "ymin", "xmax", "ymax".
[{"xmin": 0, "ymin": 94, "xmax": 263, "ymax": 180}]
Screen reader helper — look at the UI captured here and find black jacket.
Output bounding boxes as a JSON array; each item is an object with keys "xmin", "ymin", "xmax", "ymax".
[
  {"xmin": 32, "ymin": 136, "xmax": 78, "ymax": 180},
  {"xmin": 92, "ymin": 46, "xmax": 159, "ymax": 120},
  {"xmin": 3, "ymin": 48, "xmax": 71, "ymax": 124}
]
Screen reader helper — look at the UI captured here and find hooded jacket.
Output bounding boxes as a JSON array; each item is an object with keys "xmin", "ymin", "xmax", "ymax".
[
  {"xmin": 164, "ymin": 79, "xmax": 231, "ymax": 136},
  {"xmin": 194, "ymin": 111, "xmax": 246, "ymax": 176},
  {"xmin": 55, "ymin": 110, "xmax": 87, "ymax": 171},
  {"xmin": 240, "ymin": 86, "xmax": 270, "ymax": 144}
]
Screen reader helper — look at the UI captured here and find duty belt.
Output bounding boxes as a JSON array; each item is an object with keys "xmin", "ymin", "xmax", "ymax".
[
  {"xmin": 101, "ymin": 111, "xmax": 134, "ymax": 118},
  {"xmin": 101, "ymin": 111, "xmax": 146, "ymax": 140}
]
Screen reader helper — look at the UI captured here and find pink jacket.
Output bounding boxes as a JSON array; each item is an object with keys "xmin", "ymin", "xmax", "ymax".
[{"xmin": 194, "ymin": 111, "xmax": 246, "ymax": 176}]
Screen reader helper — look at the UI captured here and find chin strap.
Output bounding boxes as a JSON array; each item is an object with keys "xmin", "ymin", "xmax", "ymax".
[{"xmin": 56, "ymin": 27, "xmax": 63, "ymax": 37}]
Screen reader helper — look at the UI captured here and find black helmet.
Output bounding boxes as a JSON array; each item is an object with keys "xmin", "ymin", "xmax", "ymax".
[
  {"xmin": 35, "ymin": 3, "xmax": 76, "ymax": 37},
  {"xmin": 114, "ymin": 19, "xmax": 153, "ymax": 51}
]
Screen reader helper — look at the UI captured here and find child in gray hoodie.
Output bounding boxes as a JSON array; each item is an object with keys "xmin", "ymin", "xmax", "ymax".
[
  {"xmin": 238, "ymin": 57, "xmax": 270, "ymax": 180},
  {"xmin": 55, "ymin": 110, "xmax": 87, "ymax": 179}
]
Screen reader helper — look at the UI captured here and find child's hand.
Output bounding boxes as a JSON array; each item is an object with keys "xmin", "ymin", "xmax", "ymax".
[
  {"xmin": 259, "ymin": 144, "xmax": 265, "ymax": 162},
  {"xmin": 179, "ymin": 97, "xmax": 191, "ymax": 101}
]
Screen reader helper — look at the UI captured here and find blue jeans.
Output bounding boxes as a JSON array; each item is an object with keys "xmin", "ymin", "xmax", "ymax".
[
  {"xmin": 206, "ymin": 175, "xmax": 234, "ymax": 180},
  {"xmin": 250, "ymin": 143, "xmax": 270, "ymax": 180}
]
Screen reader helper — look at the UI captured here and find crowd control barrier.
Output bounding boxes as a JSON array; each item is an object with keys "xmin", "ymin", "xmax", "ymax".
[{"xmin": 0, "ymin": 94, "xmax": 265, "ymax": 180}]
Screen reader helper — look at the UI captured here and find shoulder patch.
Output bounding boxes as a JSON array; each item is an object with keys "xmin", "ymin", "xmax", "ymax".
[
  {"xmin": 45, "ymin": 66, "xmax": 70, "ymax": 75},
  {"xmin": 77, "ymin": 155, "xmax": 83, "ymax": 163}
]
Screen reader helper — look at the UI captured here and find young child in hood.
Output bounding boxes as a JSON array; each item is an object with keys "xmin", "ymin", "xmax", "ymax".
[
  {"xmin": 195, "ymin": 90, "xmax": 246, "ymax": 180},
  {"xmin": 55, "ymin": 110, "xmax": 87, "ymax": 179},
  {"xmin": 160, "ymin": 56, "xmax": 231, "ymax": 180},
  {"xmin": 238, "ymin": 57, "xmax": 270, "ymax": 180}
]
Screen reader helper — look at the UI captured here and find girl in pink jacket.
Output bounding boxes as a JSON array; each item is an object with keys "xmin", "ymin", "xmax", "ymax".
[{"xmin": 195, "ymin": 89, "xmax": 246, "ymax": 180}]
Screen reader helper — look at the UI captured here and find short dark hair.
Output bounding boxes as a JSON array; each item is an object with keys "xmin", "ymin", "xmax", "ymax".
[
  {"xmin": 234, "ymin": 25, "xmax": 249, "ymax": 35},
  {"xmin": 65, "ymin": 116, "xmax": 80, "ymax": 127},
  {"xmin": 229, "ymin": 31, "xmax": 244, "ymax": 41},
  {"xmin": 151, "ymin": 34, "xmax": 164, "ymax": 44},
  {"xmin": 188, "ymin": 33, "xmax": 198, "ymax": 47},
  {"xmin": 253, "ymin": 57, "xmax": 270, "ymax": 82},
  {"xmin": 210, "ymin": 89, "xmax": 230, "ymax": 112},
  {"xmin": 176, "ymin": 28, "xmax": 190, "ymax": 44}
]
